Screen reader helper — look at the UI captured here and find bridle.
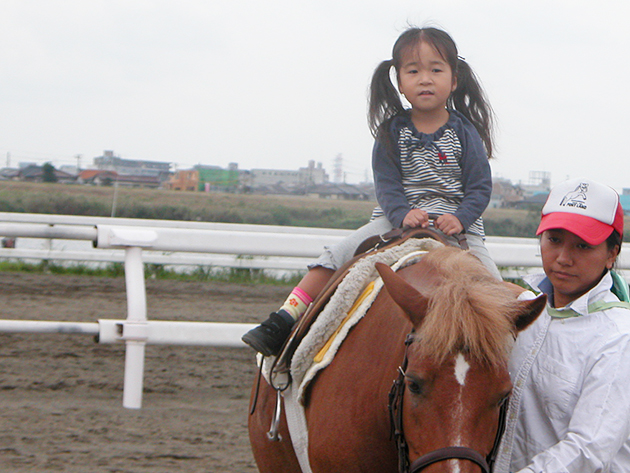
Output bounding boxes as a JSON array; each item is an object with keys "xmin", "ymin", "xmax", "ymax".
[{"xmin": 388, "ymin": 332, "xmax": 508, "ymax": 473}]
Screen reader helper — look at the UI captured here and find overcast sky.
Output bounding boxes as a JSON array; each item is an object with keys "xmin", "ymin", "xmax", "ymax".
[{"xmin": 1, "ymin": 1, "xmax": 629, "ymax": 190}]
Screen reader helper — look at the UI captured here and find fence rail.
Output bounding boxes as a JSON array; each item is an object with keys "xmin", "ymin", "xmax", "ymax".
[
  {"xmin": 0, "ymin": 212, "xmax": 628, "ymax": 408},
  {"xmin": 0, "ymin": 213, "xmax": 547, "ymax": 272}
]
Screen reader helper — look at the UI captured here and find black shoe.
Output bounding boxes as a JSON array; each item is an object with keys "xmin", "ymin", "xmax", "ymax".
[{"xmin": 242, "ymin": 310, "xmax": 296, "ymax": 357}]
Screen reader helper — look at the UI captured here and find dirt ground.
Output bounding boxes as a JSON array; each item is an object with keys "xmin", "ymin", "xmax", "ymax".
[{"xmin": 0, "ymin": 271, "xmax": 292, "ymax": 472}]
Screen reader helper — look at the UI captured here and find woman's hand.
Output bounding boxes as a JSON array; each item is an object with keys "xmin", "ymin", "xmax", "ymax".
[
  {"xmin": 402, "ymin": 209, "xmax": 430, "ymax": 229},
  {"xmin": 435, "ymin": 214, "xmax": 464, "ymax": 236}
]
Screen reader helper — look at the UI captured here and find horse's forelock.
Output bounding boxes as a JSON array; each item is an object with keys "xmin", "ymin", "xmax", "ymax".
[{"xmin": 412, "ymin": 247, "xmax": 516, "ymax": 368}]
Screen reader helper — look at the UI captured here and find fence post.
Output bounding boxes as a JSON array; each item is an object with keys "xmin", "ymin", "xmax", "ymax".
[{"xmin": 122, "ymin": 246, "xmax": 148, "ymax": 409}]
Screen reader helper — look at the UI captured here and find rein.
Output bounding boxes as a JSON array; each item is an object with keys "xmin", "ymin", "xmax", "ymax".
[{"xmin": 388, "ymin": 330, "xmax": 507, "ymax": 473}]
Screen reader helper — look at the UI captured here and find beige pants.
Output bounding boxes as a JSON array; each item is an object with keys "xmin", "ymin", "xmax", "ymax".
[{"xmin": 308, "ymin": 216, "xmax": 502, "ymax": 281}]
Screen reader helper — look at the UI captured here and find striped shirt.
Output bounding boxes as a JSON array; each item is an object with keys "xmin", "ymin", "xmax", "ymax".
[{"xmin": 371, "ymin": 110, "xmax": 491, "ymax": 237}]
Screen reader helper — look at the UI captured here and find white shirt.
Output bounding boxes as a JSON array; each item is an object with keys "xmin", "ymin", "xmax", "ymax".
[{"xmin": 499, "ymin": 272, "xmax": 630, "ymax": 473}]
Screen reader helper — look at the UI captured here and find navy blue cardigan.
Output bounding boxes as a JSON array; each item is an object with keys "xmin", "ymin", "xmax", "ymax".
[{"xmin": 371, "ymin": 110, "xmax": 492, "ymax": 231}]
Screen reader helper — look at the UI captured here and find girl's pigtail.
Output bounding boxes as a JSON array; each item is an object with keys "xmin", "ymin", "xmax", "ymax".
[
  {"xmin": 450, "ymin": 58, "xmax": 495, "ymax": 159},
  {"xmin": 368, "ymin": 59, "xmax": 404, "ymax": 140}
]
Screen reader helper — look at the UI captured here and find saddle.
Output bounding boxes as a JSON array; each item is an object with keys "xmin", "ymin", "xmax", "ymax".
[{"xmin": 270, "ymin": 227, "xmax": 452, "ymax": 381}]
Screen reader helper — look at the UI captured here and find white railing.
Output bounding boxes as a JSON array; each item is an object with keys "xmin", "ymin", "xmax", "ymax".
[
  {"xmin": 0, "ymin": 212, "xmax": 352, "ymax": 273},
  {"xmin": 0, "ymin": 212, "xmax": 628, "ymax": 408}
]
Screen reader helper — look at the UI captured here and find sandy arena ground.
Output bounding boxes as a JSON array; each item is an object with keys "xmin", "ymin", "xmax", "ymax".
[{"xmin": 0, "ymin": 271, "xmax": 292, "ymax": 472}]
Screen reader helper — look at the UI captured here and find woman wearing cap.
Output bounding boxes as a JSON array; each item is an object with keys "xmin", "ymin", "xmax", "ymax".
[{"xmin": 495, "ymin": 178, "xmax": 630, "ymax": 472}]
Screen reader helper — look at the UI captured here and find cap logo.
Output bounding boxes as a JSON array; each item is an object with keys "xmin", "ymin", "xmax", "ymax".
[{"xmin": 559, "ymin": 182, "xmax": 589, "ymax": 210}]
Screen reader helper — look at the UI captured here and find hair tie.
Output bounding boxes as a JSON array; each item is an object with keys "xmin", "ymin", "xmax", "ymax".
[{"xmin": 457, "ymin": 55, "xmax": 466, "ymax": 61}]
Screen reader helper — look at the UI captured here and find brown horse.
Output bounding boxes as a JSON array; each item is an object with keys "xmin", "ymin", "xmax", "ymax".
[{"xmin": 248, "ymin": 245, "xmax": 546, "ymax": 472}]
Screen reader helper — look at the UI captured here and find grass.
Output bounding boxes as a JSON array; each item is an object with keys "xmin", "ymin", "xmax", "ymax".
[
  {"xmin": 2, "ymin": 181, "xmax": 627, "ymax": 238},
  {"xmin": 0, "ymin": 260, "xmax": 125, "ymax": 278},
  {"xmin": 0, "ymin": 181, "xmax": 375, "ymax": 229}
]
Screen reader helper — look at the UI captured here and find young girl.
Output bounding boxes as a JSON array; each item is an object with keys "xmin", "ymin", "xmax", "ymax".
[
  {"xmin": 242, "ymin": 26, "xmax": 500, "ymax": 357},
  {"xmin": 495, "ymin": 178, "xmax": 630, "ymax": 472}
]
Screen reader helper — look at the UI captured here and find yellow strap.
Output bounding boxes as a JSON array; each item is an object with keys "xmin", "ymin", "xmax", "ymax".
[{"xmin": 313, "ymin": 281, "xmax": 376, "ymax": 363}]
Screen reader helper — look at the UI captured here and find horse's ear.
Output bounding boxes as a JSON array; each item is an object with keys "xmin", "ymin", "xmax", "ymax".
[
  {"xmin": 511, "ymin": 294, "xmax": 547, "ymax": 333},
  {"xmin": 375, "ymin": 262, "xmax": 428, "ymax": 327}
]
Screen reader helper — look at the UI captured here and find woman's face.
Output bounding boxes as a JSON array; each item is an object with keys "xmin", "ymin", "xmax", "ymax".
[{"xmin": 540, "ymin": 228, "xmax": 619, "ymax": 308}]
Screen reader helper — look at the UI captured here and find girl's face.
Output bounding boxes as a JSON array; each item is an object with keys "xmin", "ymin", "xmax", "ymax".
[
  {"xmin": 397, "ymin": 41, "xmax": 456, "ymax": 119},
  {"xmin": 540, "ymin": 228, "xmax": 619, "ymax": 308}
]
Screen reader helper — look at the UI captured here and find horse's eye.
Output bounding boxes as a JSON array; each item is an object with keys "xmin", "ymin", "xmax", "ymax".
[{"xmin": 405, "ymin": 376, "xmax": 424, "ymax": 395}]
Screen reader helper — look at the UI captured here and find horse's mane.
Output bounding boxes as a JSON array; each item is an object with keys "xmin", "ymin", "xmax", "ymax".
[{"xmin": 411, "ymin": 246, "xmax": 519, "ymax": 369}]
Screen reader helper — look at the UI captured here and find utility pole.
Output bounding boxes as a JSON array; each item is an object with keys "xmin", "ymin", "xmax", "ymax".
[
  {"xmin": 333, "ymin": 154, "xmax": 343, "ymax": 184},
  {"xmin": 111, "ymin": 179, "xmax": 119, "ymax": 218},
  {"xmin": 75, "ymin": 154, "xmax": 82, "ymax": 173}
]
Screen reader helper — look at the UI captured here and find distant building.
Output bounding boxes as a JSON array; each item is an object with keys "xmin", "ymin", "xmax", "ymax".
[
  {"xmin": 114, "ymin": 175, "xmax": 162, "ymax": 189},
  {"xmin": 164, "ymin": 169, "xmax": 199, "ymax": 191},
  {"xmin": 18, "ymin": 162, "xmax": 37, "ymax": 169},
  {"xmin": 18, "ymin": 164, "xmax": 74, "ymax": 184},
  {"xmin": 305, "ymin": 182, "xmax": 371, "ymax": 200},
  {"xmin": 513, "ymin": 192, "xmax": 549, "ymax": 210},
  {"xmin": 59, "ymin": 165, "xmax": 80, "ymax": 176},
  {"xmin": 77, "ymin": 170, "xmax": 119, "ymax": 186},
  {"xmin": 250, "ymin": 168, "xmax": 300, "ymax": 187},
  {"xmin": 164, "ymin": 164, "xmax": 242, "ymax": 192},
  {"xmin": 519, "ymin": 171, "xmax": 551, "ymax": 198},
  {"xmin": 299, "ymin": 160, "xmax": 329, "ymax": 187},
  {"xmin": 250, "ymin": 160, "xmax": 328, "ymax": 188},
  {"xmin": 489, "ymin": 177, "xmax": 523, "ymax": 208},
  {"xmin": 196, "ymin": 163, "xmax": 239, "ymax": 192},
  {"xmin": 93, "ymin": 150, "xmax": 171, "ymax": 181},
  {"xmin": 0, "ymin": 168, "xmax": 20, "ymax": 180}
]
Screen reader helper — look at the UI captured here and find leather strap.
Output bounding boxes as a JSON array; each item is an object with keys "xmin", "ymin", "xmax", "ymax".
[{"xmin": 409, "ymin": 446, "xmax": 489, "ymax": 473}]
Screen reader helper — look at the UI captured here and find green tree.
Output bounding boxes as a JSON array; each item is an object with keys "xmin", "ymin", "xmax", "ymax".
[{"xmin": 42, "ymin": 162, "xmax": 58, "ymax": 183}]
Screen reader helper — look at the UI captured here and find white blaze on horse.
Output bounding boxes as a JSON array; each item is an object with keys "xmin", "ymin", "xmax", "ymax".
[{"xmin": 248, "ymin": 243, "xmax": 545, "ymax": 473}]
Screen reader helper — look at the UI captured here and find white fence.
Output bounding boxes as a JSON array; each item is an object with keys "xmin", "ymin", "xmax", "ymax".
[{"xmin": 0, "ymin": 212, "xmax": 629, "ymax": 408}]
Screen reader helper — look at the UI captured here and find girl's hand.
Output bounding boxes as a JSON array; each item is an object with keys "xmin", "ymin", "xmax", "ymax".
[
  {"xmin": 402, "ymin": 209, "xmax": 430, "ymax": 229},
  {"xmin": 435, "ymin": 214, "xmax": 464, "ymax": 236}
]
